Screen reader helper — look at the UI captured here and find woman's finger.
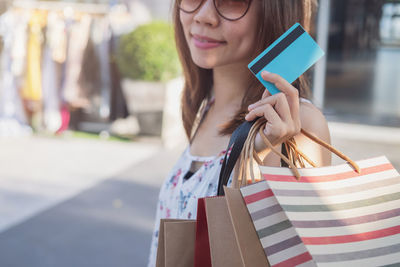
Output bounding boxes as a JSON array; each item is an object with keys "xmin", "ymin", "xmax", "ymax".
[
  {"xmin": 245, "ymin": 103, "xmax": 282, "ymax": 125},
  {"xmin": 245, "ymin": 104, "xmax": 288, "ymax": 144},
  {"xmin": 248, "ymin": 93, "xmax": 280, "ymax": 110},
  {"xmin": 260, "ymin": 71, "xmax": 297, "ymax": 95},
  {"xmin": 248, "ymin": 93, "xmax": 292, "ymax": 123},
  {"xmin": 260, "ymin": 71, "xmax": 300, "ymax": 119}
]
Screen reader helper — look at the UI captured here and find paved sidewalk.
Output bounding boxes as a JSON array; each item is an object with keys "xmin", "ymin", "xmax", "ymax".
[
  {"xmin": 0, "ymin": 122, "xmax": 399, "ymax": 267},
  {"xmin": 329, "ymin": 122, "xmax": 400, "ymax": 170},
  {"xmin": 0, "ymin": 143, "xmax": 182, "ymax": 267},
  {"xmin": 0, "ymin": 135, "xmax": 182, "ymax": 267},
  {"xmin": 0, "ymin": 135, "xmax": 161, "ymax": 233}
]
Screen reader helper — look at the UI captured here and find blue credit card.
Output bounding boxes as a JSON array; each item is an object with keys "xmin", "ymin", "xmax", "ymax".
[{"xmin": 248, "ymin": 23, "xmax": 325, "ymax": 95}]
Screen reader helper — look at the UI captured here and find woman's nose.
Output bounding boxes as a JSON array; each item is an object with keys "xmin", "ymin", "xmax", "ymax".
[{"xmin": 193, "ymin": 0, "xmax": 219, "ymax": 27}]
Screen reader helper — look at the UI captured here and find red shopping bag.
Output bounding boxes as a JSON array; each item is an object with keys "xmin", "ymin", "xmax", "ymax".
[{"xmin": 194, "ymin": 198, "xmax": 211, "ymax": 267}]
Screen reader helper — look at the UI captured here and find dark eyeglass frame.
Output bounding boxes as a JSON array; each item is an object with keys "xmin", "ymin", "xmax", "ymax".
[{"xmin": 178, "ymin": 0, "xmax": 253, "ymax": 21}]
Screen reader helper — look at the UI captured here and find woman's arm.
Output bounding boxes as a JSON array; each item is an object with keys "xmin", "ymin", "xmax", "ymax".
[{"xmin": 295, "ymin": 101, "xmax": 332, "ymax": 167}]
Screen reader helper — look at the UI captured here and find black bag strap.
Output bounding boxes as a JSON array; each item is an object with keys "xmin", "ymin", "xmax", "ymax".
[
  {"xmin": 281, "ymin": 143, "xmax": 289, "ymax": 167},
  {"xmin": 217, "ymin": 119, "xmax": 258, "ymax": 196}
]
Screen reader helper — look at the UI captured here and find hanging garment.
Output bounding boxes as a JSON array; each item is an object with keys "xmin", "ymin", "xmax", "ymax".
[
  {"xmin": 109, "ymin": 32, "xmax": 128, "ymax": 121},
  {"xmin": 11, "ymin": 9, "xmax": 29, "ymax": 78},
  {"xmin": 21, "ymin": 10, "xmax": 46, "ymax": 103},
  {"xmin": 56, "ymin": 102, "xmax": 70, "ymax": 134},
  {"xmin": 0, "ymin": 9, "xmax": 31, "ymax": 136},
  {"xmin": 41, "ymin": 46, "xmax": 61, "ymax": 133},
  {"xmin": 93, "ymin": 16, "xmax": 112, "ymax": 119},
  {"xmin": 78, "ymin": 22, "xmax": 102, "ymax": 114},
  {"xmin": 62, "ymin": 14, "xmax": 92, "ymax": 109},
  {"xmin": 41, "ymin": 13, "xmax": 61, "ymax": 133},
  {"xmin": 47, "ymin": 11, "xmax": 67, "ymax": 64}
]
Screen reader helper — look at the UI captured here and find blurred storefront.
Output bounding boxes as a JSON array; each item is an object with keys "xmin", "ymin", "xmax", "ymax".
[
  {"xmin": 0, "ymin": 0, "xmax": 153, "ymax": 137},
  {"xmin": 0, "ymin": 0, "xmax": 398, "ymax": 139},
  {"xmin": 319, "ymin": 0, "xmax": 400, "ymax": 127}
]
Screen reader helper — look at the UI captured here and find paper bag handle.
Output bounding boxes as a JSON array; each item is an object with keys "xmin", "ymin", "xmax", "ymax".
[
  {"xmin": 218, "ymin": 118, "xmax": 361, "ymax": 194},
  {"xmin": 237, "ymin": 118, "xmax": 360, "ymax": 185}
]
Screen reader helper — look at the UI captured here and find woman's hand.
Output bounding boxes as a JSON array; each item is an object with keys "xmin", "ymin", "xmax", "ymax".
[{"xmin": 245, "ymin": 71, "xmax": 301, "ymax": 151}]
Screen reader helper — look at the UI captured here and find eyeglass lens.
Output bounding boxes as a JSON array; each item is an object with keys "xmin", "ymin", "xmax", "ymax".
[{"xmin": 178, "ymin": 0, "xmax": 251, "ymax": 21}]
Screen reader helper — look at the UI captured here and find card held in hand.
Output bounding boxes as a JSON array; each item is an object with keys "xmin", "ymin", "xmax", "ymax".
[{"xmin": 248, "ymin": 23, "xmax": 325, "ymax": 95}]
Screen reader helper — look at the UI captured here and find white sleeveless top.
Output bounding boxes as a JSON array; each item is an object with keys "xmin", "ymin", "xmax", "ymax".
[
  {"xmin": 146, "ymin": 144, "xmax": 232, "ymax": 267},
  {"xmin": 147, "ymin": 97, "xmax": 312, "ymax": 267}
]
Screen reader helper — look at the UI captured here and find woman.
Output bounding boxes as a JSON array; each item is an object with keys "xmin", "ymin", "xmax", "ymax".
[{"xmin": 148, "ymin": 0, "xmax": 331, "ymax": 265}]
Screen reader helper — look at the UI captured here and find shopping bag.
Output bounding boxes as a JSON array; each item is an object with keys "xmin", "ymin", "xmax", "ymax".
[
  {"xmin": 156, "ymin": 219, "xmax": 196, "ymax": 267},
  {"xmin": 234, "ymin": 119, "xmax": 400, "ymax": 266},
  {"xmin": 224, "ymin": 186, "xmax": 270, "ymax": 267},
  {"xmin": 256, "ymin": 156, "xmax": 400, "ymax": 266},
  {"xmin": 241, "ymin": 179, "xmax": 316, "ymax": 266},
  {"xmin": 194, "ymin": 198, "xmax": 212, "ymax": 267},
  {"xmin": 194, "ymin": 190, "xmax": 269, "ymax": 267}
]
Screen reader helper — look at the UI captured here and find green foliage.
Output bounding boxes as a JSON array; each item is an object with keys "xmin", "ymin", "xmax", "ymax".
[{"xmin": 117, "ymin": 21, "xmax": 181, "ymax": 82}]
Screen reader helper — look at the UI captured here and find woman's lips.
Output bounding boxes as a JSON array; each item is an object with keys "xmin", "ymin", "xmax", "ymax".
[{"xmin": 191, "ymin": 34, "xmax": 226, "ymax": 49}]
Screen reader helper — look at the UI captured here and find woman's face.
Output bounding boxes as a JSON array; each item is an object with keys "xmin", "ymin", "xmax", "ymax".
[{"xmin": 179, "ymin": 0, "xmax": 261, "ymax": 69}]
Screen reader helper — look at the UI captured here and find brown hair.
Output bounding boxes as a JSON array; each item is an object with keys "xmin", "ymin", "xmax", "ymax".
[{"xmin": 173, "ymin": 0, "xmax": 317, "ymax": 140}]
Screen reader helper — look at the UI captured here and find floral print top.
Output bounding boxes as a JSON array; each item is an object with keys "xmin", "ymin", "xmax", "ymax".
[{"xmin": 147, "ymin": 144, "xmax": 233, "ymax": 267}]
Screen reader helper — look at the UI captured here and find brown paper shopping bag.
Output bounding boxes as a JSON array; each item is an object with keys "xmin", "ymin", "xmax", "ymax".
[
  {"xmin": 194, "ymin": 191, "xmax": 269, "ymax": 267},
  {"xmin": 205, "ymin": 196, "xmax": 243, "ymax": 267},
  {"xmin": 224, "ymin": 187, "xmax": 270, "ymax": 267},
  {"xmin": 156, "ymin": 219, "xmax": 196, "ymax": 267}
]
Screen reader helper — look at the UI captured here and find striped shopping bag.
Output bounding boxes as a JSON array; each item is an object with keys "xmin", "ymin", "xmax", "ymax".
[
  {"xmin": 241, "ymin": 180, "xmax": 316, "ymax": 266},
  {"xmin": 241, "ymin": 156, "xmax": 400, "ymax": 266},
  {"xmin": 233, "ymin": 119, "xmax": 400, "ymax": 266},
  {"xmin": 265, "ymin": 156, "xmax": 400, "ymax": 266}
]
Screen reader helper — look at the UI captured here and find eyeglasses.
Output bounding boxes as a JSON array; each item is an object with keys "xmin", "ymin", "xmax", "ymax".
[{"xmin": 178, "ymin": 0, "xmax": 253, "ymax": 21}]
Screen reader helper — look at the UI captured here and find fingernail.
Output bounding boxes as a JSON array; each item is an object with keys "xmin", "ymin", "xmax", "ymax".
[
  {"xmin": 262, "ymin": 70, "xmax": 270, "ymax": 75},
  {"xmin": 248, "ymin": 104, "xmax": 254, "ymax": 109}
]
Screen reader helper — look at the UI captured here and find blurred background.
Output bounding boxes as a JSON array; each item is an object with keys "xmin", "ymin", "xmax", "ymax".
[{"xmin": 0, "ymin": 0, "xmax": 399, "ymax": 266}]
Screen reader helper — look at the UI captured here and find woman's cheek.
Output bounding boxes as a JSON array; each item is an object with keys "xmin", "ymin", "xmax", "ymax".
[
  {"xmin": 227, "ymin": 25, "xmax": 256, "ymax": 57},
  {"xmin": 179, "ymin": 12, "xmax": 191, "ymax": 34}
]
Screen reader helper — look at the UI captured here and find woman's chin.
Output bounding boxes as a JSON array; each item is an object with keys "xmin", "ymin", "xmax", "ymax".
[{"xmin": 191, "ymin": 57, "xmax": 217, "ymax": 70}]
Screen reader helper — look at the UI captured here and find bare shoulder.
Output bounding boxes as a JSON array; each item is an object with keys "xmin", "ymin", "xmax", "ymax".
[
  {"xmin": 299, "ymin": 101, "xmax": 330, "ymax": 139},
  {"xmin": 294, "ymin": 101, "xmax": 332, "ymax": 166}
]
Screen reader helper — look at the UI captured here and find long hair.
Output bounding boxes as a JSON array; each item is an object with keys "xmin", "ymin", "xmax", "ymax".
[{"xmin": 173, "ymin": 0, "xmax": 317, "ymax": 140}]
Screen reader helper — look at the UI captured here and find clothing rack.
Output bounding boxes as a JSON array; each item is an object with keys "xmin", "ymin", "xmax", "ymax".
[
  {"xmin": 12, "ymin": 0, "xmax": 109, "ymax": 15},
  {"xmin": 0, "ymin": 1, "xmax": 121, "ymax": 135}
]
